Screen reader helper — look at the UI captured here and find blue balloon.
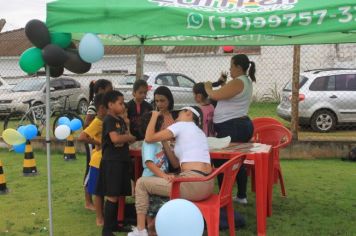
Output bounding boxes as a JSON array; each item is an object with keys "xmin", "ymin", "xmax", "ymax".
[
  {"xmin": 69, "ymin": 118, "xmax": 82, "ymax": 132},
  {"xmin": 78, "ymin": 33, "xmax": 104, "ymax": 63},
  {"xmin": 24, "ymin": 124, "xmax": 38, "ymax": 140},
  {"xmin": 58, "ymin": 117, "xmax": 71, "ymax": 127},
  {"xmin": 13, "ymin": 143, "xmax": 26, "ymax": 153},
  {"xmin": 17, "ymin": 126, "xmax": 26, "ymax": 137},
  {"xmin": 156, "ymin": 199, "xmax": 204, "ymax": 236}
]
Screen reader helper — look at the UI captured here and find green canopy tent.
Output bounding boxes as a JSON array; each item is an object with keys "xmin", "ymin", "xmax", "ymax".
[
  {"xmin": 44, "ymin": 1, "xmax": 356, "ymax": 235},
  {"xmin": 47, "ymin": 0, "xmax": 356, "ymax": 45}
]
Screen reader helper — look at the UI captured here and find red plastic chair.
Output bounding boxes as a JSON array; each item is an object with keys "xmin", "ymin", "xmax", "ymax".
[
  {"xmin": 170, "ymin": 154, "xmax": 246, "ymax": 236},
  {"xmin": 252, "ymin": 117, "xmax": 283, "ymax": 137},
  {"xmin": 248, "ymin": 117, "xmax": 284, "ymax": 187},
  {"xmin": 253, "ymin": 124, "xmax": 292, "ymax": 196}
]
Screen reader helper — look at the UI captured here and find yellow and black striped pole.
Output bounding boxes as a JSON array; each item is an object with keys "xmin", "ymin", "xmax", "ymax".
[
  {"xmin": 0, "ymin": 160, "xmax": 9, "ymax": 194},
  {"xmin": 63, "ymin": 134, "xmax": 76, "ymax": 161},
  {"xmin": 23, "ymin": 140, "xmax": 38, "ymax": 176}
]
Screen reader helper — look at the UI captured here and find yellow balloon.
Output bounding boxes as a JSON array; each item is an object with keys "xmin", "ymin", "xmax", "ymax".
[{"xmin": 2, "ymin": 129, "xmax": 26, "ymax": 145}]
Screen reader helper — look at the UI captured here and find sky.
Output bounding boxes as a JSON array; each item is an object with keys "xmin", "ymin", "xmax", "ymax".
[{"xmin": 0, "ymin": 0, "xmax": 46, "ymax": 32}]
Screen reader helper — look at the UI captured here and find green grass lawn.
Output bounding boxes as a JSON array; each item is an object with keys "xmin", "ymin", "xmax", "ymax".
[{"xmin": 1, "ymin": 150, "xmax": 356, "ymax": 236}]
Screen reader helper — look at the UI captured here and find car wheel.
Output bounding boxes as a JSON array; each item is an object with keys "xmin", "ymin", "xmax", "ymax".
[
  {"xmin": 310, "ymin": 109, "xmax": 336, "ymax": 132},
  {"xmin": 77, "ymin": 99, "xmax": 88, "ymax": 115},
  {"xmin": 33, "ymin": 102, "xmax": 45, "ymax": 119}
]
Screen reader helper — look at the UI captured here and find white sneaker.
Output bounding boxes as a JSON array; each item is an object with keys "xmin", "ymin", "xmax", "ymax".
[
  {"xmin": 234, "ymin": 197, "xmax": 248, "ymax": 204},
  {"xmin": 128, "ymin": 227, "xmax": 148, "ymax": 236}
]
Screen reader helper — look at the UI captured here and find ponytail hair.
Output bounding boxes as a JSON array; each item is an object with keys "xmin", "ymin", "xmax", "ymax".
[
  {"xmin": 89, "ymin": 80, "xmax": 96, "ymax": 102},
  {"xmin": 231, "ymin": 54, "xmax": 256, "ymax": 82},
  {"xmin": 89, "ymin": 79, "xmax": 113, "ymax": 102},
  {"xmin": 249, "ymin": 61, "xmax": 256, "ymax": 82}
]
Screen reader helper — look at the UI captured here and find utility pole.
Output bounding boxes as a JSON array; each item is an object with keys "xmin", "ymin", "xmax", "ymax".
[
  {"xmin": 0, "ymin": 19, "xmax": 6, "ymax": 32},
  {"xmin": 291, "ymin": 45, "xmax": 301, "ymax": 141}
]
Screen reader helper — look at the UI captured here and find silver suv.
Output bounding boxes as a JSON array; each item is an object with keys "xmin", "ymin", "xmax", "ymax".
[
  {"xmin": 0, "ymin": 76, "xmax": 89, "ymax": 116},
  {"xmin": 115, "ymin": 72, "xmax": 196, "ymax": 109},
  {"xmin": 277, "ymin": 68, "xmax": 356, "ymax": 132}
]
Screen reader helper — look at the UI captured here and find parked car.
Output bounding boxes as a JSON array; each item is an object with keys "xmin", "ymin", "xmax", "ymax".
[
  {"xmin": 277, "ymin": 68, "xmax": 356, "ymax": 132},
  {"xmin": 0, "ymin": 76, "xmax": 89, "ymax": 116},
  {"xmin": 115, "ymin": 72, "xmax": 196, "ymax": 108}
]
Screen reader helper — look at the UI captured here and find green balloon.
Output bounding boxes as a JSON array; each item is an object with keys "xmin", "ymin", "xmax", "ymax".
[
  {"xmin": 19, "ymin": 47, "xmax": 45, "ymax": 74},
  {"xmin": 50, "ymin": 32, "xmax": 72, "ymax": 48}
]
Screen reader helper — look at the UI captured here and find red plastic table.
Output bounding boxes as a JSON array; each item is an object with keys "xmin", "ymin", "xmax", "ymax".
[
  {"xmin": 210, "ymin": 143, "xmax": 272, "ymax": 236},
  {"xmin": 119, "ymin": 142, "xmax": 272, "ymax": 236}
]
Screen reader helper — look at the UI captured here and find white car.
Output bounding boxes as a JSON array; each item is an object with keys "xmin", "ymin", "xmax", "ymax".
[
  {"xmin": 0, "ymin": 77, "xmax": 15, "ymax": 92},
  {"xmin": 0, "ymin": 76, "xmax": 89, "ymax": 117},
  {"xmin": 277, "ymin": 68, "xmax": 356, "ymax": 132},
  {"xmin": 115, "ymin": 72, "xmax": 196, "ymax": 108}
]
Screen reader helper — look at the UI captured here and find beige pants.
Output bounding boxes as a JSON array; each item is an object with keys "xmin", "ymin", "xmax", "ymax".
[{"xmin": 135, "ymin": 170, "xmax": 214, "ymax": 214}]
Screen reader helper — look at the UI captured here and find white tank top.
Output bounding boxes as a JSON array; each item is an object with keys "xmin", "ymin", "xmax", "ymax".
[{"xmin": 213, "ymin": 75, "xmax": 253, "ymax": 123}]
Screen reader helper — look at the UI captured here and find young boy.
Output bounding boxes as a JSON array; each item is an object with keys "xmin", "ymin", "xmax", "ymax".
[
  {"xmin": 193, "ymin": 82, "xmax": 215, "ymax": 137},
  {"xmin": 127, "ymin": 80, "xmax": 153, "ymax": 141},
  {"xmin": 137, "ymin": 112, "xmax": 175, "ymax": 236},
  {"xmin": 97, "ymin": 90, "xmax": 136, "ymax": 236},
  {"xmin": 78, "ymin": 93, "xmax": 106, "ymax": 226}
]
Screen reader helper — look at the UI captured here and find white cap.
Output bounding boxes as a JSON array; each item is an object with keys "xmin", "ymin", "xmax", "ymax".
[{"xmin": 180, "ymin": 106, "xmax": 200, "ymax": 118}]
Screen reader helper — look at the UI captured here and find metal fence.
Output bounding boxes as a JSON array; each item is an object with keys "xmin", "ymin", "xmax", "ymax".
[{"xmin": 1, "ymin": 44, "xmax": 356, "ymax": 141}]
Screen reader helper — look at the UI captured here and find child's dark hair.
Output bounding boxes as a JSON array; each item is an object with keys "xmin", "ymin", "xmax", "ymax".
[
  {"xmin": 193, "ymin": 82, "xmax": 208, "ymax": 98},
  {"xmin": 133, "ymin": 79, "xmax": 148, "ymax": 92},
  {"xmin": 89, "ymin": 79, "xmax": 112, "ymax": 102},
  {"xmin": 139, "ymin": 112, "xmax": 164, "ymax": 138},
  {"xmin": 154, "ymin": 86, "xmax": 174, "ymax": 111},
  {"xmin": 190, "ymin": 106, "xmax": 203, "ymax": 129},
  {"xmin": 231, "ymin": 54, "xmax": 256, "ymax": 82},
  {"xmin": 103, "ymin": 90, "xmax": 123, "ymax": 109},
  {"xmin": 93, "ymin": 93, "xmax": 105, "ymax": 110}
]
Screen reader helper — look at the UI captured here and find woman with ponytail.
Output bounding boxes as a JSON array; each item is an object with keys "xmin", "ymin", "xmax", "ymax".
[{"xmin": 204, "ymin": 54, "xmax": 255, "ymax": 204}]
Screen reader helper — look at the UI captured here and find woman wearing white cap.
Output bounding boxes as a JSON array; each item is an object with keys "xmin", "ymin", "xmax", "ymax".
[{"xmin": 128, "ymin": 106, "xmax": 214, "ymax": 236}]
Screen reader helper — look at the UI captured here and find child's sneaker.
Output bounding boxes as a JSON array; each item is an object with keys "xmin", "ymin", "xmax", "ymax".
[
  {"xmin": 233, "ymin": 197, "xmax": 248, "ymax": 204},
  {"xmin": 128, "ymin": 227, "xmax": 148, "ymax": 236}
]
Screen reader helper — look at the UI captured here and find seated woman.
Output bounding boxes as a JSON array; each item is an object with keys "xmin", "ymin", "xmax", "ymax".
[{"xmin": 128, "ymin": 106, "xmax": 214, "ymax": 236}]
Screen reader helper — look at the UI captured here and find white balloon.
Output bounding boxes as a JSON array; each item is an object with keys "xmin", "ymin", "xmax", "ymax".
[
  {"xmin": 207, "ymin": 136, "xmax": 231, "ymax": 149},
  {"xmin": 55, "ymin": 125, "xmax": 71, "ymax": 140}
]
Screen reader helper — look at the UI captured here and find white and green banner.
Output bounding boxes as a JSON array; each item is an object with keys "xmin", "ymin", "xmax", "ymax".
[{"xmin": 47, "ymin": 0, "xmax": 356, "ymax": 45}]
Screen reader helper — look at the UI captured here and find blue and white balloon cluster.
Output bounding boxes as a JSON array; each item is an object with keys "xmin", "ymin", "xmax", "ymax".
[
  {"xmin": 54, "ymin": 117, "xmax": 82, "ymax": 140},
  {"xmin": 1, "ymin": 125, "xmax": 38, "ymax": 154}
]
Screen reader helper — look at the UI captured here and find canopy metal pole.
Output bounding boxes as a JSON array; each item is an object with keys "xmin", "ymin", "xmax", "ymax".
[
  {"xmin": 45, "ymin": 65, "xmax": 54, "ymax": 236},
  {"xmin": 291, "ymin": 45, "xmax": 301, "ymax": 141},
  {"xmin": 136, "ymin": 37, "xmax": 145, "ymax": 81}
]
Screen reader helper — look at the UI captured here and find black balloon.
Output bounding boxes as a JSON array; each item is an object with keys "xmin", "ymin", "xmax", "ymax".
[
  {"xmin": 64, "ymin": 49, "xmax": 91, "ymax": 74},
  {"xmin": 47, "ymin": 66, "xmax": 64, "ymax": 78},
  {"xmin": 42, "ymin": 44, "xmax": 68, "ymax": 67},
  {"xmin": 25, "ymin": 19, "xmax": 51, "ymax": 49}
]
